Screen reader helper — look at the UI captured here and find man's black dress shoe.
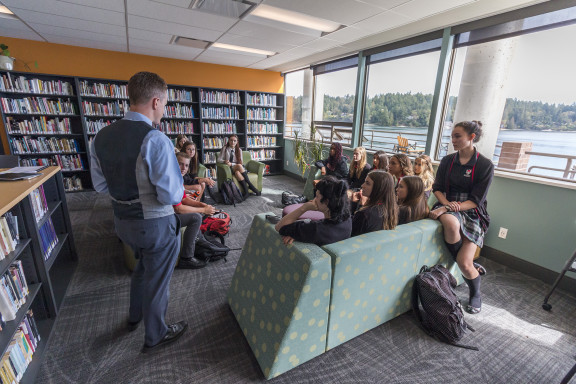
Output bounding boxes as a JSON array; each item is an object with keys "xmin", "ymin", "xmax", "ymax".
[
  {"xmin": 127, "ymin": 320, "xmax": 140, "ymax": 332},
  {"xmin": 141, "ymin": 321, "xmax": 188, "ymax": 353},
  {"xmin": 177, "ymin": 257, "xmax": 207, "ymax": 269}
]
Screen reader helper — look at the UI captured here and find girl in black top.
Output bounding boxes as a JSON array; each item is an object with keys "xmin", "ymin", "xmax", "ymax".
[
  {"xmin": 372, "ymin": 150, "xmax": 389, "ymax": 171},
  {"xmin": 352, "ymin": 170, "xmax": 398, "ymax": 236},
  {"xmin": 276, "ymin": 176, "xmax": 352, "ymax": 246},
  {"xmin": 315, "ymin": 143, "xmax": 348, "ymax": 181},
  {"xmin": 429, "ymin": 120, "xmax": 494, "ymax": 314},
  {"xmin": 396, "ymin": 176, "xmax": 429, "ymax": 225},
  {"xmin": 181, "ymin": 141, "xmax": 215, "ymax": 200},
  {"xmin": 348, "ymin": 146, "xmax": 371, "ymax": 189}
]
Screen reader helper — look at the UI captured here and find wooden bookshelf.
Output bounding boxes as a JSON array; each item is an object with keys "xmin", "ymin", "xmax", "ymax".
[{"xmin": 0, "ymin": 166, "xmax": 77, "ymax": 383}]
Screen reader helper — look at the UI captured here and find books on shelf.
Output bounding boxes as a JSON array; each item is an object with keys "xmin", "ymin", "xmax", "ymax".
[
  {"xmin": 0, "ymin": 310, "xmax": 41, "ymax": 383},
  {"xmin": 201, "ymin": 106, "xmax": 240, "ymax": 119},
  {"xmin": 202, "ymin": 121, "xmax": 236, "ymax": 134},
  {"xmin": 6, "ymin": 116, "xmax": 72, "ymax": 135},
  {"xmin": 86, "ymin": 118, "xmax": 117, "ymax": 135},
  {"xmin": 168, "ymin": 89, "xmax": 193, "ymax": 102},
  {"xmin": 1, "ymin": 97, "xmax": 77, "ymax": 115},
  {"xmin": 81, "ymin": 100, "xmax": 128, "ymax": 116},
  {"xmin": 247, "ymin": 93, "xmax": 277, "ymax": 106},
  {"xmin": 164, "ymin": 104, "xmax": 195, "ymax": 119},
  {"xmin": 247, "ymin": 122, "xmax": 278, "ymax": 134},
  {"xmin": 249, "ymin": 149, "xmax": 276, "ymax": 161},
  {"xmin": 79, "ymin": 81, "xmax": 127, "ymax": 99},
  {"xmin": 0, "ymin": 73, "xmax": 74, "ymax": 95},
  {"xmin": 29, "ymin": 186, "xmax": 48, "ymax": 223},
  {"xmin": 10, "ymin": 137, "xmax": 80, "ymax": 154},
  {"xmin": 247, "ymin": 107, "xmax": 276, "ymax": 121},
  {"xmin": 0, "ymin": 213, "xmax": 19, "ymax": 258},
  {"xmin": 200, "ymin": 89, "xmax": 241, "ymax": 104},
  {"xmin": 247, "ymin": 136, "xmax": 276, "ymax": 147},
  {"xmin": 204, "ymin": 167, "xmax": 216, "ymax": 178},
  {"xmin": 203, "ymin": 136, "xmax": 227, "ymax": 149},
  {"xmin": 0, "ymin": 260, "xmax": 30, "ymax": 321},
  {"xmin": 38, "ymin": 218, "xmax": 58, "ymax": 261},
  {"xmin": 159, "ymin": 120, "xmax": 194, "ymax": 135},
  {"xmin": 203, "ymin": 152, "xmax": 218, "ymax": 164}
]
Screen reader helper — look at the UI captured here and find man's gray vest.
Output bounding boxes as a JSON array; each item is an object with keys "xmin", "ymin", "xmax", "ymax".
[{"xmin": 94, "ymin": 119, "xmax": 174, "ymax": 220}]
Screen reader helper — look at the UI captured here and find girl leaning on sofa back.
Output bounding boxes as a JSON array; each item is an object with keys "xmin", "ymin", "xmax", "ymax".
[{"xmin": 351, "ymin": 170, "xmax": 398, "ymax": 237}]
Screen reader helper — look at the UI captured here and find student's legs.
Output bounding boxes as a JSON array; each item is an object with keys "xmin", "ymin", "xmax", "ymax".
[{"xmin": 176, "ymin": 213, "xmax": 202, "ymax": 260}]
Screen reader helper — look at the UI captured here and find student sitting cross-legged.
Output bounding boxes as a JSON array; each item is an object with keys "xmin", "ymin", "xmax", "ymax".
[
  {"xmin": 351, "ymin": 170, "xmax": 398, "ymax": 237},
  {"xmin": 275, "ymin": 176, "xmax": 352, "ymax": 246}
]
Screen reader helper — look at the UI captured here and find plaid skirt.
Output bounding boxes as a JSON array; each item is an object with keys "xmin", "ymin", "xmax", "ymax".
[{"xmin": 435, "ymin": 192, "xmax": 485, "ymax": 247}]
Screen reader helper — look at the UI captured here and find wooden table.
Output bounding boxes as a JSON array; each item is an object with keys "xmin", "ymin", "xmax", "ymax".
[{"xmin": 0, "ymin": 166, "xmax": 61, "ymax": 216}]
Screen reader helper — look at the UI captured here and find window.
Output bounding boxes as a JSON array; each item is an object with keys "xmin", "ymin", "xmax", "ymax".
[
  {"xmin": 440, "ymin": 7, "xmax": 576, "ymax": 181},
  {"xmin": 284, "ymin": 70, "xmax": 304, "ymax": 138},
  {"xmin": 362, "ymin": 40, "xmax": 441, "ymax": 153}
]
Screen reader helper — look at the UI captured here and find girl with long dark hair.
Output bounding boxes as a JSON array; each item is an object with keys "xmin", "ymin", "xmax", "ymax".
[
  {"xmin": 352, "ymin": 170, "xmax": 397, "ymax": 236},
  {"xmin": 396, "ymin": 176, "xmax": 429, "ymax": 225},
  {"xmin": 217, "ymin": 134, "xmax": 260, "ymax": 197}
]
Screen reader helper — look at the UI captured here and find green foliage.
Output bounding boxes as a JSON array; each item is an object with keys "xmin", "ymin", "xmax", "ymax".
[
  {"xmin": 292, "ymin": 131, "xmax": 309, "ymax": 176},
  {"xmin": 0, "ymin": 44, "xmax": 10, "ymax": 57}
]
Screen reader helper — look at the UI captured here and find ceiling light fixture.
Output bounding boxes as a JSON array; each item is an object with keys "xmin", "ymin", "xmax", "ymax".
[
  {"xmin": 210, "ymin": 42, "xmax": 276, "ymax": 57},
  {"xmin": 0, "ymin": 5, "xmax": 17, "ymax": 19},
  {"xmin": 249, "ymin": 4, "xmax": 342, "ymax": 33}
]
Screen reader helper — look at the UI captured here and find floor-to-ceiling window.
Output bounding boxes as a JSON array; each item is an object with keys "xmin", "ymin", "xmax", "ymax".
[{"xmin": 284, "ymin": 70, "xmax": 304, "ymax": 138}]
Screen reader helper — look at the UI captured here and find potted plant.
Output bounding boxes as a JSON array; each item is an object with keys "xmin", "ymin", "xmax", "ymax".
[{"xmin": 0, "ymin": 44, "xmax": 15, "ymax": 70}]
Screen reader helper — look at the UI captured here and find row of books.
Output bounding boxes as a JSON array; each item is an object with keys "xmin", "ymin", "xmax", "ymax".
[
  {"xmin": 247, "ymin": 122, "xmax": 279, "ymax": 134},
  {"xmin": 38, "ymin": 218, "xmax": 58, "ymax": 261},
  {"xmin": 203, "ymin": 152, "xmax": 218, "ymax": 164},
  {"xmin": 247, "ymin": 136, "xmax": 277, "ymax": 147},
  {"xmin": 164, "ymin": 104, "xmax": 195, "ymax": 119},
  {"xmin": 19, "ymin": 155, "xmax": 85, "ymax": 172},
  {"xmin": 81, "ymin": 100, "xmax": 128, "ymax": 117},
  {"xmin": 0, "ymin": 213, "xmax": 19, "ymax": 259},
  {"xmin": 10, "ymin": 137, "xmax": 81, "ymax": 155},
  {"xmin": 159, "ymin": 121, "xmax": 194, "ymax": 135},
  {"xmin": 0, "ymin": 261, "xmax": 29, "ymax": 321},
  {"xmin": 247, "ymin": 108, "xmax": 277, "ymax": 121},
  {"xmin": 200, "ymin": 90, "xmax": 241, "ymax": 105},
  {"xmin": 6, "ymin": 116, "xmax": 73, "ymax": 135},
  {"xmin": 85, "ymin": 118, "xmax": 117, "ymax": 134},
  {"xmin": 202, "ymin": 121, "xmax": 236, "ymax": 134},
  {"xmin": 29, "ymin": 186, "xmax": 48, "ymax": 224},
  {"xmin": 0, "ymin": 97, "xmax": 77, "ymax": 115},
  {"xmin": 79, "ymin": 81, "xmax": 127, "ymax": 99},
  {"xmin": 204, "ymin": 167, "xmax": 216, "ymax": 178},
  {"xmin": 63, "ymin": 175, "xmax": 84, "ymax": 192},
  {"xmin": 246, "ymin": 93, "xmax": 277, "ymax": 107},
  {"xmin": 201, "ymin": 106, "xmax": 240, "ymax": 120},
  {"xmin": 0, "ymin": 311, "xmax": 41, "ymax": 384},
  {"xmin": 202, "ymin": 137, "xmax": 227, "ymax": 149},
  {"xmin": 168, "ymin": 89, "xmax": 193, "ymax": 103},
  {"xmin": 0, "ymin": 73, "xmax": 74, "ymax": 95},
  {"xmin": 249, "ymin": 149, "xmax": 277, "ymax": 161}
]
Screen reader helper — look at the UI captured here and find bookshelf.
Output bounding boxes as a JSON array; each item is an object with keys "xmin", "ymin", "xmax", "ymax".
[
  {"xmin": 0, "ymin": 166, "xmax": 77, "ymax": 383},
  {"xmin": 1, "ymin": 71, "xmax": 286, "ymax": 185},
  {"xmin": 0, "ymin": 71, "xmax": 91, "ymax": 192}
]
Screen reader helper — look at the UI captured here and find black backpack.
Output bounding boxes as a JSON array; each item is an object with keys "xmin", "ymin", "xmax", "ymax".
[
  {"xmin": 195, "ymin": 231, "xmax": 230, "ymax": 262},
  {"xmin": 412, "ymin": 265, "xmax": 478, "ymax": 350},
  {"xmin": 281, "ymin": 191, "xmax": 307, "ymax": 206},
  {"xmin": 220, "ymin": 180, "xmax": 243, "ymax": 206}
]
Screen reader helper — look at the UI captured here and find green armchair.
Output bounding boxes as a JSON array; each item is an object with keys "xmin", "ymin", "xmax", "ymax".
[{"xmin": 216, "ymin": 151, "xmax": 265, "ymax": 192}]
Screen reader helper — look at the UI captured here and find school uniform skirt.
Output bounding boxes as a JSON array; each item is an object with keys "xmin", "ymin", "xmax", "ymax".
[{"xmin": 435, "ymin": 192, "xmax": 485, "ymax": 247}]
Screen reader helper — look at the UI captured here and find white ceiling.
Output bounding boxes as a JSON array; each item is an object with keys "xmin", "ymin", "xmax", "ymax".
[{"xmin": 0, "ymin": 0, "xmax": 547, "ymax": 72}]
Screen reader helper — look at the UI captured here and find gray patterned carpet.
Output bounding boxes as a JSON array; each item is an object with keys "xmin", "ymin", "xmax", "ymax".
[{"xmin": 36, "ymin": 175, "xmax": 576, "ymax": 384}]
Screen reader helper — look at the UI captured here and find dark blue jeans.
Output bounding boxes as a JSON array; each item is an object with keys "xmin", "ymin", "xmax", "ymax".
[{"xmin": 115, "ymin": 214, "xmax": 180, "ymax": 346}]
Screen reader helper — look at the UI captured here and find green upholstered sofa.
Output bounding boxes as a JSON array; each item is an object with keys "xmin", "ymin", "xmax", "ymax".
[
  {"xmin": 227, "ymin": 213, "xmax": 460, "ymax": 379},
  {"xmin": 216, "ymin": 151, "xmax": 265, "ymax": 192}
]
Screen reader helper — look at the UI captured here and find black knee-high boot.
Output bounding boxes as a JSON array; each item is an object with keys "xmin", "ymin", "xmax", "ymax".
[
  {"xmin": 239, "ymin": 179, "xmax": 250, "ymax": 198},
  {"xmin": 242, "ymin": 171, "xmax": 261, "ymax": 196},
  {"xmin": 463, "ymin": 275, "xmax": 482, "ymax": 314},
  {"xmin": 445, "ymin": 239, "xmax": 463, "ymax": 261}
]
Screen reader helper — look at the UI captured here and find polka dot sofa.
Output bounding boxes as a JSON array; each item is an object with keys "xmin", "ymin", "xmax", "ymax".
[{"xmin": 227, "ymin": 213, "xmax": 460, "ymax": 379}]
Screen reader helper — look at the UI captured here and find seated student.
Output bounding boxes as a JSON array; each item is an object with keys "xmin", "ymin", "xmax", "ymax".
[
  {"xmin": 348, "ymin": 146, "xmax": 371, "ymax": 190},
  {"xmin": 217, "ymin": 134, "xmax": 260, "ymax": 197},
  {"xmin": 396, "ymin": 176, "xmax": 429, "ymax": 225},
  {"xmin": 314, "ymin": 143, "xmax": 348, "ymax": 185},
  {"xmin": 275, "ymin": 176, "xmax": 352, "ymax": 246},
  {"xmin": 372, "ymin": 150, "xmax": 390, "ymax": 171},
  {"xmin": 180, "ymin": 142, "xmax": 215, "ymax": 200},
  {"xmin": 174, "ymin": 134, "xmax": 189, "ymax": 154},
  {"xmin": 352, "ymin": 170, "xmax": 398, "ymax": 236},
  {"xmin": 389, "ymin": 153, "xmax": 413, "ymax": 185},
  {"xmin": 414, "ymin": 154, "xmax": 435, "ymax": 200}
]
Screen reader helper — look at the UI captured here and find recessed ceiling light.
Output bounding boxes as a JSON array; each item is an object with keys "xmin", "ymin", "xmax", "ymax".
[
  {"xmin": 249, "ymin": 4, "xmax": 342, "ymax": 33},
  {"xmin": 0, "ymin": 5, "xmax": 17, "ymax": 19},
  {"xmin": 210, "ymin": 42, "xmax": 276, "ymax": 57}
]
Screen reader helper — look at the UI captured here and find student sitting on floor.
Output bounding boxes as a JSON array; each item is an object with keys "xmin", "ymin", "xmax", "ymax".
[
  {"xmin": 351, "ymin": 170, "xmax": 398, "ymax": 237},
  {"xmin": 396, "ymin": 176, "xmax": 429, "ymax": 225},
  {"xmin": 275, "ymin": 176, "xmax": 352, "ymax": 246}
]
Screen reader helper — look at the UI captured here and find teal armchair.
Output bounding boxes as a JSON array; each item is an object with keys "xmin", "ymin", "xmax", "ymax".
[{"xmin": 216, "ymin": 151, "xmax": 265, "ymax": 192}]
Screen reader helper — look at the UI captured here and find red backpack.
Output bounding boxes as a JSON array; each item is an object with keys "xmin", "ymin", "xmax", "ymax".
[{"xmin": 200, "ymin": 211, "xmax": 231, "ymax": 235}]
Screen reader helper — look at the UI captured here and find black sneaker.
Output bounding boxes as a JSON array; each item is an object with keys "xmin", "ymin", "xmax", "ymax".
[
  {"xmin": 177, "ymin": 257, "xmax": 207, "ymax": 269},
  {"xmin": 141, "ymin": 321, "xmax": 188, "ymax": 353}
]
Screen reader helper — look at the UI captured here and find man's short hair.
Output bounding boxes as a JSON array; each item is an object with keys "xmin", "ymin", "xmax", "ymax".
[
  {"xmin": 176, "ymin": 152, "xmax": 191, "ymax": 160},
  {"xmin": 127, "ymin": 72, "xmax": 168, "ymax": 106}
]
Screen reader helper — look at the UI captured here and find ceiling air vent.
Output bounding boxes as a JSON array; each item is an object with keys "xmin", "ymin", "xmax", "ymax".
[
  {"xmin": 189, "ymin": 0, "xmax": 256, "ymax": 19},
  {"xmin": 171, "ymin": 36, "xmax": 210, "ymax": 49}
]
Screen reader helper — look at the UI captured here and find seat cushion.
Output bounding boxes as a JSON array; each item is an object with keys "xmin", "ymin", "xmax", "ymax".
[{"xmin": 282, "ymin": 204, "xmax": 325, "ymax": 221}]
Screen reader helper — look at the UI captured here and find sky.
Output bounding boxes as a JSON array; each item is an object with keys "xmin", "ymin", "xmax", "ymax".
[{"xmin": 286, "ymin": 23, "xmax": 576, "ymax": 106}]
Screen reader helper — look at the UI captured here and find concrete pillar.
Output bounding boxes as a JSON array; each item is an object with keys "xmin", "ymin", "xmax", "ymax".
[
  {"xmin": 497, "ymin": 141, "xmax": 532, "ymax": 171},
  {"xmin": 301, "ymin": 69, "xmax": 314, "ymax": 140},
  {"xmin": 451, "ymin": 38, "xmax": 517, "ymax": 159}
]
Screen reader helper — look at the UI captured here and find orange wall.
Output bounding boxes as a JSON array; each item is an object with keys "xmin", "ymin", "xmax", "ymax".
[{"xmin": 0, "ymin": 36, "xmax": 284, "ymax": 153}]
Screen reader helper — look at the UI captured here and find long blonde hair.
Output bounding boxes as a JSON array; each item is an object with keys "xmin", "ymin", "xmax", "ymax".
[
  {"xmin": 415, "ymin": 154, "xmax": 434, "ymax": 191},
  {"xmin": 349, "ymin": 147, "xmax": 367, "ymax": 179}
]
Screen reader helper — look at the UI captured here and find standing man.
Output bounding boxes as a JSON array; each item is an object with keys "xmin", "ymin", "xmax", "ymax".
[{"xmin": 90, "ymin": 72, "xmax": 187, "ymax": 353}]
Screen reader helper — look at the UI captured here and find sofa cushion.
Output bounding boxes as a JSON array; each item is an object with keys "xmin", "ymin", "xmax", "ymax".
[{"xmin": 282, "ymin": 203, "xmax": 325, "ymax": 221}]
